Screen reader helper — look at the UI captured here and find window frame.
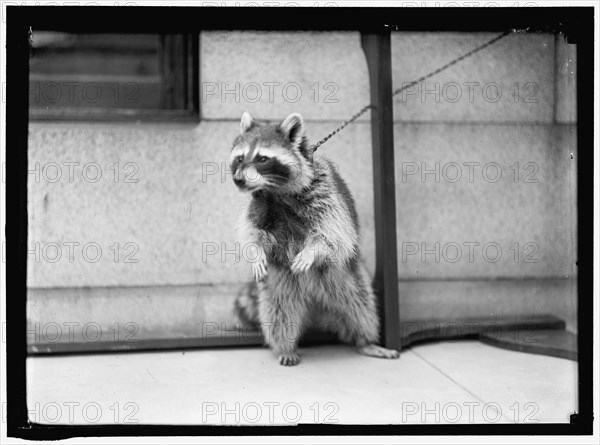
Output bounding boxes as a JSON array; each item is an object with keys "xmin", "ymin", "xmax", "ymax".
[{"xmin": 28, "ymin": 32, "xmax": 200, "ymax": 122}]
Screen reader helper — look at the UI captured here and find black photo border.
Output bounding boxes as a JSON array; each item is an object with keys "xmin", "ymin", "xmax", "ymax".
[{"xmin": 5, "ymin": 4, "xmax": 594, "ymax": 440}]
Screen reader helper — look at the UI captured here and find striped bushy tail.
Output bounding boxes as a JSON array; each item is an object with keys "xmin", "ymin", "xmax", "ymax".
[{"xmin": 233, "ymin": 281, "xmax": 261, "ymax": 329}]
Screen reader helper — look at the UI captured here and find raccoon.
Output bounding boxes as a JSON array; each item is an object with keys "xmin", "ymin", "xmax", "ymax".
[{"xmin": 230, "ymin": 112, "xmax": 400, "ymax": 366}]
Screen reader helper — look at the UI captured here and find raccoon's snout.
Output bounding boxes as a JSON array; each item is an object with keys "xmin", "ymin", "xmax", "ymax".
[{"xmin": 233, "ymin": 165, "xmax": 261, "ymax": 191}]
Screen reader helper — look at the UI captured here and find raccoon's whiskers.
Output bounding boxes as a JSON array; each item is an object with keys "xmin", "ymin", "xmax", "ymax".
[{"xmin": 264, "ymin": 174, "xmax": 293, "ymax": 182}]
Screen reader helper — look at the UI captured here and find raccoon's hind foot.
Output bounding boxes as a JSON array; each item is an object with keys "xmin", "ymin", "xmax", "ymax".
[
  {"xmin": 278, "ymin": 352, "xmax": 301, "ymax": 366},
  {"xmin": 358, "ymin": 344, "xmax": 400, "ymax": 359}
]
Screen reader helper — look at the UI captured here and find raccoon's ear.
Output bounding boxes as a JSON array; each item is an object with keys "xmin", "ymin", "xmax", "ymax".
[
  {"xmin": 279, "ymin": 113, "xmax": 305, "ymax": 145},
  {"xmin": 300, "ymin": 140, "xmax": 314, "ymax": 163},
  {"xmin": 240, "ymin": 112, "xmax": 255, "ymax": 134}
]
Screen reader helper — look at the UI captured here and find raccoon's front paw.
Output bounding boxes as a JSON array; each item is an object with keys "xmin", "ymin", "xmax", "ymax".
[
  {"xmin": 291, "ymin": 249, "xmax": 315, "ymax": 274},
  {"xmin": 278, "ymin": 352, "xmax": 301, "ymax": 366},
  {"xmin": 252, "ymin": 255, "xmax": 268, "ymax": 283}
]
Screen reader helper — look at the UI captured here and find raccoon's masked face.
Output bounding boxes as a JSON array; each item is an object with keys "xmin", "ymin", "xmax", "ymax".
[{"xmin": 229, "ymin": 112, "xmax": 314, "ymax": 194}]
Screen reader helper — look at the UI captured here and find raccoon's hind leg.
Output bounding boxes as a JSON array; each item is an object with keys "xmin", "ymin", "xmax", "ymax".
[
  {"xmin": 323, "ymin": 263, "xmax": 400, "ymax": 360},
  {"xmin": 258, "ymin": 269, "xmax": 308, "ymax": 366},
  {"xmin": 354, "ymin": 263, "xmax": 400, "ymax": 359}
]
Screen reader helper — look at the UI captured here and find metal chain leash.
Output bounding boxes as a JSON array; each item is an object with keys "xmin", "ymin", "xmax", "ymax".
[
  {"xmin": 309, "ymin": 103, "xmax": 374, "ymax": 152},
  {"xmin": 310, "ymin": 28, "xmax": 528, "ymax": 152}
]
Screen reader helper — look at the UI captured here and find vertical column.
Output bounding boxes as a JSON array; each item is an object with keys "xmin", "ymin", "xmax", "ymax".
[{"xmin": 360, "ymin": 31, "xmax": 401, "ymax": 350}]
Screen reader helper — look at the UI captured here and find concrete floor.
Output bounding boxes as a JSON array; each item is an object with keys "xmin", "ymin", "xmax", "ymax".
[{"xmin": 26, "ymin": 340, "xmax": 577, "ymax": 425}]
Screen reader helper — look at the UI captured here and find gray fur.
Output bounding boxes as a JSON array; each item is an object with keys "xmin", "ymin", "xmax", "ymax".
[{"xmin": 231, "ymin": 112, "xmax": 400, "ymax": 365}]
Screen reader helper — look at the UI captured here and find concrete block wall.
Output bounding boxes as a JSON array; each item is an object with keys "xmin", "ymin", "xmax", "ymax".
[
  {"xmin": 27, "ymin": 31, "xmax": 578, "ymax": 338},
  {"xmin": 391, "ymin": 33, "xmax": 576, "ymax": 329}
]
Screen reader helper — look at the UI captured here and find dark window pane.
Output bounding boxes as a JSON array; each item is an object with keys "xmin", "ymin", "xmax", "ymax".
[
  {"xmin": 28, "ymin": 32, "xmax": 198, "ymax": 120},
  {"xmin": 30, "ymin": 32, "xmax": 160, "ymax": 76}
]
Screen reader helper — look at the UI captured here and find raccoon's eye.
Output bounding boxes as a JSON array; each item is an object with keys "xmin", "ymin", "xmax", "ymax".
[
  {"xmin": 236, "ymin": 155, "xmax": 243, "ymax": 163},
  {"xmin": 257, "ymin": 156, "xmax": 269, "ymax": 163}
]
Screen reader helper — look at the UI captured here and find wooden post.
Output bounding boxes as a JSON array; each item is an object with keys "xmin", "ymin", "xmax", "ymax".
[{"xmin": 360, "ymin": 31, "xmax": 401, "ymax": 351}]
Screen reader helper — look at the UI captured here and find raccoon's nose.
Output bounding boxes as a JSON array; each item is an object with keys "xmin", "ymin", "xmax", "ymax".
[{"xmin": 234, "ymin": 177, "xmax": 245, "ymax": 187}]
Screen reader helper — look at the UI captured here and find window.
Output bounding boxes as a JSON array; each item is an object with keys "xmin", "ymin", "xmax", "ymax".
[{"xmin": 29, "ymin": 32, "xmax": 199, "ymax": 121}]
